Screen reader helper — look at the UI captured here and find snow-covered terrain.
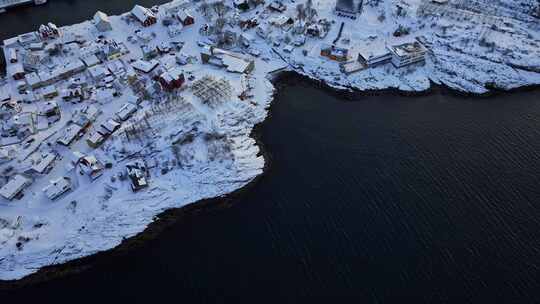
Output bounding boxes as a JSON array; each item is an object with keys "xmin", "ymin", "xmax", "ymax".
[{"xmin": 1, "ymin": 0, "xmax": 540, "ymax": 280}]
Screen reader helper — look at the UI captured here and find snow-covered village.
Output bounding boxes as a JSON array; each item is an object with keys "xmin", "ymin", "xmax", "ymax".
[{"xmin": 0, "ymin": 0, "xmax": 540, "ymax": 281}]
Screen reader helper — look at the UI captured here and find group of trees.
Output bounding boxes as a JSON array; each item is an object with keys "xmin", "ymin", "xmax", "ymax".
[
  {"xmin": 199, "ymin": 0, "xmax": 229, "ymax": 19},
  {"xmin": 534, "ymin": 3, "xmax": 540, "ymax": 18},
  {"xmin": 296, "ymin": 0, "xmax": 318, "ymax": 23}
]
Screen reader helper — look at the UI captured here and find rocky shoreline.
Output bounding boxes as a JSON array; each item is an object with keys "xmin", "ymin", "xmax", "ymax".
[
  {"xmin": 0, "ymin": 109, "xmax": 272, "ymax": 290},
  {"xmin": 2, "ymin": 70, "xmax": 540, "ymax": 289}
]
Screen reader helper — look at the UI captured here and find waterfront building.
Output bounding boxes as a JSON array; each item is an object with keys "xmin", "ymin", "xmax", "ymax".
[
  {"xmin": 320, "ymin": 44, "xmax": 349, "ymax": 62},
  {"xmin": 131, "ymin": 5, "xmax": 157, "ymax": 27},
  {"xmin": 38, "ymin": 23, "xmax": 60, "ymax": 39},
  {"xmin": 357, "ymin": 40, "xmax": 392, "ymax": 67},
  {"xmin": 94, "ymin": 11, "xmax": 113, "ymax": 32},
  {"xmin": 387, "ymin": 41, "xmax": 427, "ymax": 68}
]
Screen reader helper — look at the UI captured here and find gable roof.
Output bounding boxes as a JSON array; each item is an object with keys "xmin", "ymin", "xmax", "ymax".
[
  {"xmin": 0, "ymin": 175, "xmax": 31, "ymax": 200},
  {"xmin": 131, "ymin": 5, "xmax": 155, "ymax": 22}
]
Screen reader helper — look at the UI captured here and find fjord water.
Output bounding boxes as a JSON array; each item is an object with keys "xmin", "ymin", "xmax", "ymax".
[
  {"xmin": 5, "ymin": 77, "xmax": 540, "ymax": 302},
  {"xmin": 2, "ymin": 2, "xmax": 540, "ymax": 302}
]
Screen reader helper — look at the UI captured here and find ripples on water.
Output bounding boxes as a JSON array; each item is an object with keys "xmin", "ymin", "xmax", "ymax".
[{"xmin": 3, "ymin": 77, "xmax": 540, "ymax": 303}]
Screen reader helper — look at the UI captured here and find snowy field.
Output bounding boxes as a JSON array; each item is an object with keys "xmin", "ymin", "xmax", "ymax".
[{"xmin": 1, "ymin": 0, "xmax": 540, "ymax": 280}]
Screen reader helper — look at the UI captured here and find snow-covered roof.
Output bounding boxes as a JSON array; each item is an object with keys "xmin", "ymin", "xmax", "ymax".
[
  {"xmin": 94, "ymin": 11, "xmax": 110, "ymax": 23},
  {"xmin": 43, "ymin": 177, "xmax": 71, "ymax": 200},
  {"xmin": 41, "ymin": 85, "xmax": 57, "ymax": 96},
  {"xmin": 31, "ymin": 152, "xmax": 57, "ymax": 174},
  {"xmin": 13, "ymin": 112, "xmax": 34, "ymax": 126},
  {"xmin": 88, "ymin": 65, "xmax": 109, "ymax": 79},
  {"xmin": 357, "ymin": 39, "xmax": 391, "ymax": 61},
  {"xmin": 94, "ymin": 88, "xmax": 115, "ymax": 101},
  {"xmin": 126, "ymin": 160, "xmax": 148, "ymax": 190},
  {"xmin": 7, "ymin": 62, "xmax": 24, "ymax": 77},
  {"xmin": 18, "ymin": 32, "xmax": 40, "ymax": 45},
  {"xmin": 270, "ymin": 15, "xmax": 292, "ymax": 27},
  {"xmin": 222, "ymin": 55, "xmax": 252, "ymax": 73},
  {"xmin": 78, "ymin": 155, "xmax": 104, "ymax": 180},
  {"xmin": 388, "ymin": 41, "xmax": 427, "ymax": 58},
  {"xmin": 131, "ymin": 5, "xmax": 156, "ymax": 23},
  {"xmin": 115, "ymin": 103, "xmax": 137, "ymax": 121},
  {"xmin": 131, "ymin": 59, "xmax": 159, "ymax": 73},
  {"xmin": 29, "ymin": 42, "xmax": 45, "ymax": 50},
  {"xmin": 176, "ymin": 10, "xmax": 193, "ymax": 22},
  {"xmin": 0, "ymin": 175, "xmax": 31, "ymax": 200},
  {"xmin": 101, "ymin": 118, "xmax": 121, "ymax": 132},
  {"xmin": 81, "ymin": 54, "xmax": 101, "ymax": 67},
  {"xmin": 283, "ymin": 44, "xmax": 295, "ymax": 53},
  {"xmin": 87, "ymin": 132, "xmax": 104, "ymax": 145},
  {"xmin": 82, "ymin": 104, "xmax": 101, "ymax": 120},
  {"xmin": 57, "ymin": 125, "xmax": 83, "ymax": 146},
  {"xmin": 160, "ymin": 67, "xmax": 184, "ymax": 82},
  {"xmin": 168, "ymin": 24, "xmax": 184, "ymax": 37},
  {"xmin": 38, "ymin": 100, "xmax": 59, "ymax": 115},
  {"xmin": 0, "ymin": 85, "xmax": 11, "ymax": 102},
  {"xmin": 106, "ymin": 60, "xmax": 125, "ymax": 74},
  {"xmin": 24, "ymin": 73, "xmax": 41, "ymax": 88}
]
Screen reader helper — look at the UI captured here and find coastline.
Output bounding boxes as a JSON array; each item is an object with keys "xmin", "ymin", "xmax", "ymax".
[
  {"xmin": 2, "ymin": 70, "xmax": 540, "ymax": 289},
  {"xmin": 0, "ymin": 107, "xmax": 273, "ymax": 290}
]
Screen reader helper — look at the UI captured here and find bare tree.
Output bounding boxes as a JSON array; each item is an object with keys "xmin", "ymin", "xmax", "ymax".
[
  {"xmin": 212, "ymin": 1, "xmax": 228, "ymax": 18},
  {"xmin": 305, "ymin": 0, "xmax": 317, "ymax": 22},
  {"xmin": 214, "ymin": 17, "xmax": 226, "ymax": 37},
  {"xmin": 199, "ymin": 0, "xmax": 211, "ymax": 18},
  {"xmin": 296, "ymin": 4, "xmax": 306, "ymax": 22}
]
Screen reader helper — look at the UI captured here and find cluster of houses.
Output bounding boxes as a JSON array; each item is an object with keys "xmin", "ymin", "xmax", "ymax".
[
  {"xmin": 0, "ymin": 0, "xmax": 434, "ymax": 203},
  {"xmin": 0, "ymin": 5, "xmax": 179, "ymax": 202},
  {"xmin": 322, "ymin": 39, "xmax": 428, "ymax": 74},
  {"xmin": 0, "ymin": 0, "xmax": 249, "ymax": 203},
  {"xmin": 317, "ymin": 0, "xmax": 428, "ymax": 74},
  {"xmin": 229, "ymin": 0, "xmax": 428, "ymax": 74}
]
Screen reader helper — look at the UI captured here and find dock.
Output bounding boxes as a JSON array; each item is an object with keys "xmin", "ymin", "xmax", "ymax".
[{"xmin": 0, "ymin": 0, "xmax": 47, "ymax": 12}]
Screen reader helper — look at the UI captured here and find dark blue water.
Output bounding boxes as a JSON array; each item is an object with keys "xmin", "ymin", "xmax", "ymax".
[{"xmin": 2, "ymin": 2, "xmax": 540, "ymax": 303}]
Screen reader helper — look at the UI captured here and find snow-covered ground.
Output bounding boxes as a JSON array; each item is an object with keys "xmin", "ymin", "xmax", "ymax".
[
  {"xmin": 281, "ymin": 0, "xmax": 540, "ymax": 93},
  {"xmin": 1, "ymin": 0, "xmax": 540, "ymax": 280}
]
